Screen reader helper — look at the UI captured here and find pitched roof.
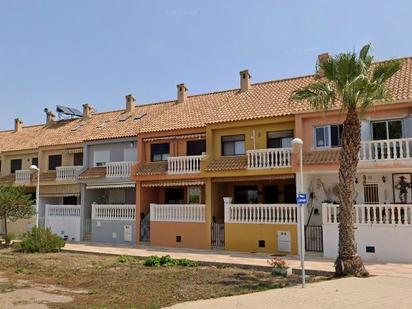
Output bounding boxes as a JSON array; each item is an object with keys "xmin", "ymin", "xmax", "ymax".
[
  {"xmin": 303, "ymin": 150, "xmax": 340, "ymax": 165},
  {"xmin": 205, "ymin": 156, "xmax": 248, "ymax": 172},
  {"xmin": 0, "ymin": 102, "xmax": 172, "ymax": 152},
  {"xmin": 1, "ymin": 57, "xmax": 412, "ymax": 152},
  {"xmin": 79, "ymin": 167, "xmax": 107, "ymax": 179},
  {"xmin": 136, "ymin": 162, "xmax": 168, "ymax": 176}
]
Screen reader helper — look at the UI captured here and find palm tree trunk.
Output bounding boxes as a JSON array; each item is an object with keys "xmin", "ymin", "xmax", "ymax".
[{"xmin": 335, "ymin": 107, "xmax": 368, "ymax": 277}]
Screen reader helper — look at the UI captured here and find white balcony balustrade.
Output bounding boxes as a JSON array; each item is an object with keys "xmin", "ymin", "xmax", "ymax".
[
  {"xmin": 106, "ymin": 161, "xmax": 134, "ymax": 178},
  {"xmin": 15, "ymin": 170, "xmax": 32, "ymax": 183},
  {"xmin": 224, "ymin": 200, "xmax": 298, "ymax": 224},
  {"xmin": 167, "ymin": 155, "xmax": 204, "ymax": 174},
  {"xmin": 46, "ymin": 204, "xmax": 81, "ymax": 217},
  {"xmin": 56, "ymin": 166, "xmax": 82, "ymax": 181},
  {"xmin": 322, "ymin": 203, "xmax": 412, "ymax": 226},
  {"xmin": 92, "ymin": 204, "xmax": 136, "ymax": 221},
  {"xmin": 247, "ymin": 148, "xmax": 292, "ymax": 169},
  {"xmin": 150, "ymin": 203, "xmax": 206, "ymax": 222},
  {"xmin": 359, "ymin": 138, "xmax": 412, "ymax": 161}
]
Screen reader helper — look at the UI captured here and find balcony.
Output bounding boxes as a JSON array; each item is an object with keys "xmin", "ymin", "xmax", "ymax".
[
  {"xmin": 167, "ymin": 155, "xmax": 204, "ymax": 174},
  {"xmin": 247, "ymin": 148, "xmax": 292, "ymax": 169},
  {"xmin": 92, "ymin": 204, "xmax": 136, "ymax": 221},
  {"xmin": 323, "ymin": 203, "xmax": 412, "ymax": 226},
  {"xmin": 106, "ymin": 161, "xmax": 134, "ymax": 178},
  {"xmin": 15, "ymin": 170, "xmax": 32, "ymax": 184},
  {"xmin": 359, "ymin": 138, "xmax": 412, "ymax": 161},
  {"xmin": 150, "ymin": 203, "xmax": 206, "ymax": 222},
  {"xmin": 224, "ymin": 202, "xmax": 298, "ymax": 224},
  {"xmin": 56, "ymin": 166, "xmax": 82, "ymax": 181}
]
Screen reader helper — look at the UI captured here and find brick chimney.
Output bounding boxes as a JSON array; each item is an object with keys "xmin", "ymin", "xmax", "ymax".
[
  {"xmin": 317, "ymin": 53, "xmax": 331, "ymax": 77},
  {"xmin": 82, "ymin": 104, "xmax": 94, "ymax": 119},
  {"xmin": 14, "ymin": 118, "xmax": 23, "ymax": 132},
  {"xmin": 125, "ymin": 94, "xmax": 136, "ymax": 112},
  {"xmin": 177, "ymin": 84, "xmax": 188, "ymax": 103},
  {"xmin": 239, "ymin": 70, "xmax": 251, "ymax": 92},
  {"xmin": 44, "ymin": 108, "xmax": 56, "ymax": 127}
]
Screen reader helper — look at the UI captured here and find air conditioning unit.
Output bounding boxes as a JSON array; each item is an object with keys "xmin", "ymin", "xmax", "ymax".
[{"xmin": 277, "ymin": 231, "xmax": 291, "ymax": 253}]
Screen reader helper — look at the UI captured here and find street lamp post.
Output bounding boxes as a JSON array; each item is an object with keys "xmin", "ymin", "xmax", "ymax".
[
  {"xmin": 29, "ymin": 165, "xmax": 40, "ymax": 227},
  {"xmin": 291, "ymin": 138, "xmax": 306, "ymax": 288}
]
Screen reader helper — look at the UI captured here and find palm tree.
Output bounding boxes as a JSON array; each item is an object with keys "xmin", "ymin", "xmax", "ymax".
[{"xmin": 290, "ymin": 44, "xmax": 402, "ymax": 276}]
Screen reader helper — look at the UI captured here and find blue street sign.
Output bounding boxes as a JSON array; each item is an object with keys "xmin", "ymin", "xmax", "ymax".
[{"xmin": 297, "ymin": 193, "xmax": 308, "ymax": 205}]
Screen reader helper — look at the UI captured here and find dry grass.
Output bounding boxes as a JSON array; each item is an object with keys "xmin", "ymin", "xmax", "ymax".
[{"xmin": 0, "ymin": 250, "xmax": 328, "ymax": 308}]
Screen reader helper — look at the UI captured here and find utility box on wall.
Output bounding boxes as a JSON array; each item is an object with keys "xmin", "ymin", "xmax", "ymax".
[
  {"xmin": 277, "ymin": 231, "xmax": 291, "ymax": 253},
  {"xmin": 124, "ymin": 225, "xmax": 132, "ymax": 242}
]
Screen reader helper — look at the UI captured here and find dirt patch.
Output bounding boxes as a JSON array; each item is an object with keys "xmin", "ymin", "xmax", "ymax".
[{"xmin": 0, "ymin": 250, "xmax": 330, "ymax": 308}]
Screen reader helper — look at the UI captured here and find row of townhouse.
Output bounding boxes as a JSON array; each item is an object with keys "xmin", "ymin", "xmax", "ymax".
[{"xmin": 1, "ymin": 55, "xmax": 412, "ymax": 262}]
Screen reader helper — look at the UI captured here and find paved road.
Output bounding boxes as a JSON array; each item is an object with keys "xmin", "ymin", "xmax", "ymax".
[{"xmin": 169, "ymin": 276, "xmax": 412, "ymax": 309}]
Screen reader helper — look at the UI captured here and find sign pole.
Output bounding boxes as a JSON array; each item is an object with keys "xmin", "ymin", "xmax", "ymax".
[{"xmin": 299, "ymin": 145, "xmax": 306, "ymax": 288}]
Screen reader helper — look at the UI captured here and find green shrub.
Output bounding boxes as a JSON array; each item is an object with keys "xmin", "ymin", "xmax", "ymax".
[
  {"xmin": 5, "ymin": 233, "xmax": 15, "ymax": 244},
  {"xmin": 117, "ymin": 255, "xmax": 137, "ymax": 264},
  {"xmin": 16, "ymin": 227, "xmax": 65, "ymax": 253},
  {"xmin": 143, "ymin": 255, "xmax": 161, "ymax": 267},
  {"xmin": 143, "ymin": 255, "xmax": 198, "ymax": 267}
]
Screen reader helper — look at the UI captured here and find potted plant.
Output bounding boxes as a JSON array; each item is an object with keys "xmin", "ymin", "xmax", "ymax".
[{"xmin": 267, "ymin": 257, "xmax": 292, "ymax": 277}]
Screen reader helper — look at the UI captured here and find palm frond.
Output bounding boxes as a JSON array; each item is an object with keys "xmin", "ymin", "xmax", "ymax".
[
  {"xmin": 290, "ymin": 82, "xmax": 336, "ymax": 111},
  {"xmin": 372, "ymin": 59, "xmax": 403, "ymax": 83}
]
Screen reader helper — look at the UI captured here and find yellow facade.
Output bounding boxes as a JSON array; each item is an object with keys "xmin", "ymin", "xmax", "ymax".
[{"xmin": 225, "ymin": 223, "xmax": 298, "ymax": 255}]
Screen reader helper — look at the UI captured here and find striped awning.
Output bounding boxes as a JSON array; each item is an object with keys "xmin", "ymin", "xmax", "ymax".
[
  {"xmin": 86, "ymin": 183, "xmax": 135, "ymax": 190},
  {"xmin": 39, "ymin": 184, "xmax": 81, "ymax": 197},
  {"xmin": 67, "ymin": 148, "xmax": 83, "ymax": 154},
  {"xmin": 142, "ymin": 180, "xmax": 205, "ymax": 188},
  {"xmin": 143, "ymin": 133, "xmax": 206, "ymax": 142}
]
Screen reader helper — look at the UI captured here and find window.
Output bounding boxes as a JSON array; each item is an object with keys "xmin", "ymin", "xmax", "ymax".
[
  {"xmin": 314, "ymin": 124, "xmax": 343, "ymax": 148},
  {"xmin": 94, "ymin": 150, "xmax": 110, "ymax": 167},
  {"xmin": 363, "ymin": 183, "xmax": 379, "ymax": 204},
  {"xmin": 165, "ymin": 188, "xmax": 184, "ymax": 204},
  {"xmin": 151, "ymin": 143, "xmax": 169, "ymax": 161},
  {"xmin": 234, "ymin": 186, "xmax": 258, "ymax": 204},
  {"xmin": 188, "ymin": 187, "xmax": 202, "ymax": 204},
  {"xmin": 124, "ymin": 147, "xmax": 137, "ymax": 162},
  {"xmin": 372, "ymin": 120, "xmax": 403, "ymax": 140},
  {"xmin": 63, "ymin": 196, "xmax": 78, "ymax": 205},
  {"xmin": 48, "ymin": 155, "xmax": 62, "ymax": 171},
  {"xmin": 32, "ymin": 158, "xmax": 38, "ymax": 167},
  {"xmin": 267, "ymin": 130, "xmax": 293, "ymax": 148},
  {"xmin": 221, "ymin": 135, "xmax": 245, "ymax": 156},
  {"xmin": 187, "ymin": 140, "xmax": 206, "ymax": 156},
  {"xmin": 73, "ymin": 153, "xmax": 83, "ymax": 166},
  {"xmin": 10, "ymin": 159, "xmax": 22, "ymax": 174}
]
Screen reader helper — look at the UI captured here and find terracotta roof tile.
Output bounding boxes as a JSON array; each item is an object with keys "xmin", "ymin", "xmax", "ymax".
[
  {"xmin": 136, "ymin": 162, "xmax": 168, "ymax": 176},
  {"xmin": 303, "ymin": 150, "xmax": 340, "ymax": 165},
  {"xmin": 40, "ymin": 172, "xmax": 56, "ymax": 182},
  {"xmin": 205, "ymin": 156, "xmax": 248, "ymax": 172},
  {"xmin": 1, "ymin": 57, "xmax": 412, "ymax": 151},
  {"xmin": 79, "ymin": 167, "xmax": 107, "ymax": 179}
]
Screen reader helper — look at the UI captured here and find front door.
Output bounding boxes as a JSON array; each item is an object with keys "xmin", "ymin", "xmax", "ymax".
[{"xmin": 264, "ymin": 185, "xmax": 279, "ymax": 203}]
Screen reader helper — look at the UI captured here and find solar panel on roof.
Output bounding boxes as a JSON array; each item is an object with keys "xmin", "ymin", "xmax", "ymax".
[{"xmin": 56, "ymin": 105, "xmax": 83, "ymax": 118}]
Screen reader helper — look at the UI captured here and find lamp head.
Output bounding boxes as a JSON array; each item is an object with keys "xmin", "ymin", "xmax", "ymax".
[
  {"xmin": 291, "ymin": 138, "xmax": 303, "ymax": 147},
  {"xmin": 29, "ymin": 165, "xmax": 39, "ymax": 172}
]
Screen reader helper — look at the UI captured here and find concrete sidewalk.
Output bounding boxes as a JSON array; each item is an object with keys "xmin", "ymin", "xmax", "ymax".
[
  {"xmin": 168, "ymin": 276, "xmax": 412, "ymax": 309},
  {"xmin": 63, "ymin": 242, "xmax": 412, "ymax": 278}
]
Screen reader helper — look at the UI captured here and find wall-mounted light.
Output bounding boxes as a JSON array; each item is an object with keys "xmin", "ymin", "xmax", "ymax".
[
  {"xmin": 355, "ymin": 178, "xmax": 358, "ymax": 184},
  {"xmin": 382, "ymin": 176, "xmax": 386, "ymax": 183}
]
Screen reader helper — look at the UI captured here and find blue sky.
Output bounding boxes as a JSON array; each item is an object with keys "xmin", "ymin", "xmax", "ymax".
[{"xmin": 1, "ymin": 0, "xmax": 411, "ymax": 130}]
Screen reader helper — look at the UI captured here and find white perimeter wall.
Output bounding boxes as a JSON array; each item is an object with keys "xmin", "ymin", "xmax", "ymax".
[
  {"xmin": 45, "ymin": 216, "xmax": 80, "ymax": 241},
  {"xmin": 324, "ymin": 224, "xmax": 412, "ymax": 263}
]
